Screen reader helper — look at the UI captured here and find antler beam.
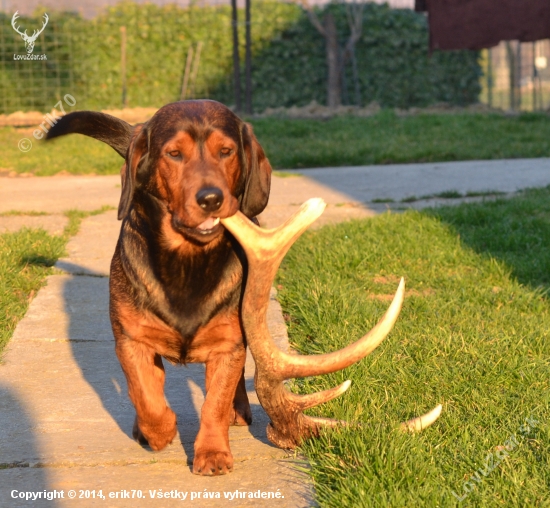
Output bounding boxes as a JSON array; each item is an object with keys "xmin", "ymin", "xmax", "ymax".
[
  {"xmin": 221, "ymin": 198, "xmax": 441, "ymax": 449},
  {"xmin": 11, "ymin": 12, "xmax": 26, "ymax": 38}
]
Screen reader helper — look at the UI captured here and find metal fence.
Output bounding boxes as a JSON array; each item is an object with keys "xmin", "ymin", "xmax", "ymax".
[
  {"xmin": 1, "ymin": 6, "xmax": 550, "ymax": 115},
  {"xmin": 480, "ymin": 40, "xmax": 550, "ymax": 112},
  {"xmin": 0, "ymin": 19, "xmax": 75, "ymax": 114}
]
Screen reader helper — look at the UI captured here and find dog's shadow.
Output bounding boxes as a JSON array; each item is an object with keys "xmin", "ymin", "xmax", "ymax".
[{"xmin": 62, "ymin": 271, "xmax": 271, "ymax": 468}]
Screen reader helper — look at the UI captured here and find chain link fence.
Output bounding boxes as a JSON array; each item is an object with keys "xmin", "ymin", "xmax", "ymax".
[
  {"xmin": 0, "ymin": 5, "xmax": 549, "ymax": 115},
  {"xmin": 0, "ymin": 17, "xmax": 75, "ymax": 113}
]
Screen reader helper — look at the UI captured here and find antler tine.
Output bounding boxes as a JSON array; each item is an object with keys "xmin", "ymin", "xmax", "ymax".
[
  {"xmin": 400, "ymin": 404, "xmax": 443, "ymax": 432},
  {"xmin": 32, "ymin": 13, "xmax": 49, "ymax": 38},
  {"xmin": 223, "ymin": 204, "xmax": 406, "ymax": 380},
  {"xmin": 11, "ymin": 12, "xmax": 27, "ymax": 37},
  {"xmin": 284, "ymin": 380, "xmax": 352, "ymax": 410},
  {"xmin": 221, "ymin": 199, "xmax": 441, "ymax": 449},
  {"xmin": 224, "ymin": 198, "xmax": 326, "ymax": 265},
  {"xmin": 38, "ymin": 13, "xmax": 48, "ymax": 33},
  {"xmin": 279, "ymin": 278, "xmax": 404, "ymax": 379}
]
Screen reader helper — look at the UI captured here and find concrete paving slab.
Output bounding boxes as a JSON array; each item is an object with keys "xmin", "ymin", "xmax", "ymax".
[
  {"xmin": 2, "ymin": 459, "xmax": 312, "ymax": 508},
  {"xmin": 277, "ymin": 158, "xmax": 550, "ymax": 203},
  {"xmin": 10, "ymin": 276, "xmax": 112, "ymax": 342},
  {"xmin": 0, "ymin": 214, "xmax": 68, "ymax": 235},
  {"xmin": 56, "ymin": 211, "xmax": 120, "ymax": 276},
  {"xmin": 0, "ymin": 176, "xmax": 120, "ymax": 214},
  {"xmin": 3, "ymin": 158, "xmax": 549, "ymax": 219},
  {"xmin": 259, "ymin": 203, "xmax": 375, "ymax": 229},
  {"xmin": 4, "ymin": 159, "xmax": 550, "ymax": 234},
  {"xmin": 3, "ymin": 158, "xmax": 550, "ymax": 506},
  {"xmin": 0, "ymin": 270, "xmax": 303, "ymax": 507}
]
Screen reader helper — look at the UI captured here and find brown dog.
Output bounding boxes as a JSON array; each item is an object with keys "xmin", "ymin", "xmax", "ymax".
[{"xmin": 46, "ymin": 100, "xmax": 272, "ymax": 475}]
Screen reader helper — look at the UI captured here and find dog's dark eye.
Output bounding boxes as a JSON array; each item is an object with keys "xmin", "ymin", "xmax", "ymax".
[
  {"xmin": 220, "ymin": 148, "xmax": 233, "ymax": 157},
  {"xmin": 167, "ymin": 150, "xmax": 181, "ymax": 159}
]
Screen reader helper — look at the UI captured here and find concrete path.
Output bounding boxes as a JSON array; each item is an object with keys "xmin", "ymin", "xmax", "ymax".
[
  {"xmin": 0, "ymin": 216, "xmax": 309, "ymax": 506},
  {"xmin": 1, "ymin": 158, "xmax": 550, "ymax": 507},
  {"xmin": 2, "ymin": 158, "xmax": 549, "ymax": 232}
]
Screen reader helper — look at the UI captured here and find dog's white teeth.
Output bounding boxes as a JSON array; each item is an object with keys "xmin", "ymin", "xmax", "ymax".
[{"xmin": 213, "ymin": 217, "xmax": 220, "ymax": 226}]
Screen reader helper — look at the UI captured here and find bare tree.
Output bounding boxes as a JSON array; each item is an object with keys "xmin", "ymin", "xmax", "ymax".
[
  {"xmin": 231, "ymin": 0, "xmax": 242, "ymax": 112},
  {"xmin": 245, "ymin": 0, "xmax": 253, "ymax": 114},
  {"xmin": 300, "ymin": 0, "xmax": 364, "ymax": 108}
]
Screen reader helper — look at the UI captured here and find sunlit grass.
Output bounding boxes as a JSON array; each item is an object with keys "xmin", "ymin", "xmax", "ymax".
[
  {"xmin": 0, "ymin": 206, "xmax": 115, "ymax": 356},
  {"xmin": 276, "ymin": 187, "xmax": 550, "ymax": 506},
  {"xmin": 2, "ymin": 111, "xmax": 550, "ymax": 174}
]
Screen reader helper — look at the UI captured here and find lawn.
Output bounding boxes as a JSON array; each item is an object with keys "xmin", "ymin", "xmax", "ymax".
[
  {"xmin": 0, "ymin": 229, "xmax": 65, "ymax": 355},
  {"xmin": 0, "ymin": 208, "xmax": 113, "ymax": 356},
  {"xmin": 1, "ymin": 124, "xmax": 550, "ymax": 504},
  {"xmin": 1, "ymin": 111, "xmax": 550, "ymax": 174},
  {"xmin": 275, "ymin": 187, "xmax": 550, "ymax": 506}
]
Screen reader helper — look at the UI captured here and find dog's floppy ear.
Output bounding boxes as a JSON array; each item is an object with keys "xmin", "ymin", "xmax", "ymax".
[
  {"xmin": 118, "ymin": 124, "xmax": 148, "ymax": 220},
  {"xmin": 45, "ymin": 111, "xmax": 133, "ymax": 158},
  {"xmin": 240, "ymin": 123, "xmax": 272, "ymax": 218}
]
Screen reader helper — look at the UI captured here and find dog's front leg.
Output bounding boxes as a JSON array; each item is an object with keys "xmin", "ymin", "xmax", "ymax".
[
  {"xmin": 232, "ymin": 368, "xmax": 252, "ymax": 426},
  {"xmin": 115, "ymin": 338, "xmax": 177, "ymax": 451},
  {"xmin": 193, "ymin": 344, "xmax": 247, "ymax": 475}
]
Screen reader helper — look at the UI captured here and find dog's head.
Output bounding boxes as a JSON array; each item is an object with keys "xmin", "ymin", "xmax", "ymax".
[{"xmin": 46, "ymin": 100, "xmax": 271, "ymax": 244}]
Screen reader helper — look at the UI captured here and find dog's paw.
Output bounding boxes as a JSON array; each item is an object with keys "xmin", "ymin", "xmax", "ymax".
[
  {"xmin": 132, "ymin": 419, "xmax": 149, "ymax": 445},
  {"xmin": 133, "ymin": 409, "xmax": 177, "ymax": 451},
  {"xmin": 192, "ymin": 450, "xmax": 234, "ymax": 476}
]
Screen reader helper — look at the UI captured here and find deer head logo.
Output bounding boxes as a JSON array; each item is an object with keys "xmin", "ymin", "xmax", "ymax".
[{"xmin": 11, "ymin": 11, "xmax": 49, "ymax": 54}]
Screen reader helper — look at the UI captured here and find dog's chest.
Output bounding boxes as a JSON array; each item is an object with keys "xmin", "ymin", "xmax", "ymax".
[{"xmin": 121, "ymin": 234, "xmax": 244, "ymax": 340}]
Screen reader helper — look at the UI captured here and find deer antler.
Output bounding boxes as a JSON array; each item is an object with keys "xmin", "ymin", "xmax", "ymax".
[
  {"xmin": 11, "ymin": 12, "xmax": 48, "ymax": 54},
  {"xmin": 11, "ymin": 12, "xmax": 27, "ymax": 38},
  {"xmin": 221, "ymin": 198, "xmax": 441, "ymax": 449},
  {"xmin": 32, "ymin": 13, "xmax": 49, "ymax": 39}
]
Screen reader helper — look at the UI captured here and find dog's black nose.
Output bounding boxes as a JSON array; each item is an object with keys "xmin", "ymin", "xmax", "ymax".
[{"xmin": 196, "ymin": 187, "xmax": 224, "ymax": 212}]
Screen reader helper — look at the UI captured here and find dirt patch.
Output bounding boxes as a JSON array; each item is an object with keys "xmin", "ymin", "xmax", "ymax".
[
  {"xmin": 258, "ymin": 100, "xmax": 382, "ymax": 119},
  {"xmin": 255, "ymin": 101, "xmax": 508, "ymax": 120},
  {"xmin": 0, "ymin": 107, "xmax": 158, "ymax": 127},
  {"xmin": 373, "ymin": 274, "xmax": 402, "ymax": 285},
  {"xmin": 0, "ymin": 170, "xmax": 34, "ymax": 178},
  {"xmin": 0, "ymin": 101, "xmax": 528, "ymax": 127}
]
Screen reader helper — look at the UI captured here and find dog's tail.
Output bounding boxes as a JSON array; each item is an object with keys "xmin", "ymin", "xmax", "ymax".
[{"xmin": 46, "ymin": 111, "xmax": 133, "ymax": 158}]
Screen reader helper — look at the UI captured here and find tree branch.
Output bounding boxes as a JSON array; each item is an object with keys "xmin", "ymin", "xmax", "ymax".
[
  {"xmin": 299, "ymin": 0, "xmax": 326, "ymax": 37},
  {"xmin": 342, "ymin": 2, "xmax": 364, "ymax": 65}
]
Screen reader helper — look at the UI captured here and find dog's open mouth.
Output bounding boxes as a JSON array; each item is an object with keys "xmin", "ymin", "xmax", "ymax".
[
  {"xmin": 171, "ymin": 214, "xmax": 223, "ymax": 239},
  {"xmin": 195, "ymin": 217, "xmax": 220, "ymax": 235}
]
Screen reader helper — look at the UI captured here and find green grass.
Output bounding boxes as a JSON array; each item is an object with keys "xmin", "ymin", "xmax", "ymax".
[
  {"xmin": 371, "ymin": 198, "xmax": 395, "ymax": 204},
  {"xmin": 399, "ymin": 189, "xmax": 507, "ymax": 203},
  {"xmin": 433, "ymin": 190, "xmax": 463, "ymax": 199},
  {"xmin": 0, "ymin": 206, "xmax": 115, "ymax": 356},
  {"xmin": 0, "ymin": 127, "xmax": 121, "ymax": 176},
  {"xmin": 1, "ymin": 112, "xmax": 550, "ymax": 174},
  {"xmin": 0, "ymin": 229, "xmax": 65, "ymax": 354},
  {"xmin": 465, "ymin": 190, "xmax": 506, "ymax": 198},
  {"xmin": 0, "ymin": 210, "xmax": 49, "ymax": 217},
  {"xmin": 252, "ymin": 111, "xmax": 550, "ymax": 169},
  {"xmin": 272, "ymin": 170, "xmax": 303, "ymax": 178},
  {"xmin": 275, "ymin": 187, "xmax": 550, "ymax": 506}
]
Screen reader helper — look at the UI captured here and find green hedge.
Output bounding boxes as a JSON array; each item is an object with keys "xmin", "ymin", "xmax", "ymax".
[
  {"xmin": 0, "ymin": 2, "xmax": 480, "ymax": 114},
  {"xmin": 0, "ymin": 1, "xmax": 300, "ymax": 112},
  {"xmin": 65, "ymin": 1, "xmax": 299, "ymax": 110},
  {"xmin": 236, "ymin": 3, "xmax": 482, "ymax": 110}
]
